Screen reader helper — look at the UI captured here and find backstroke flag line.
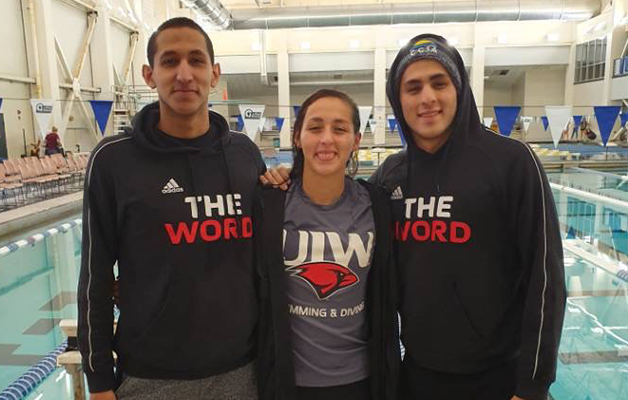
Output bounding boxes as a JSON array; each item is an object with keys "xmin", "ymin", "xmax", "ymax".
[
  {"xmin": 545, "ymin": 106, "xmax": 572, "ymax": 148},
  {"xmin": 89, "ymin": 100, "xmax": 114, "ymax": 136},
  {"xmin": 239, "ymin": 104, "xmax": 266, "ymax": 142},
  {"xmin": 30, "ymin": 99, "xmax": 54, "ymax": 140},
  {"xmin": 494, "ymin": 106, "xmax": 520, "ymax": 137},
  {"xmin": 593, "ymin": 106, "xmax": 620, "ymax": 146}
]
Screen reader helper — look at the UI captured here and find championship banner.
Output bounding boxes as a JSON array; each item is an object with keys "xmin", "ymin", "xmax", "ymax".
[
  {"xmin": 620, "ymin": 113, "xmax": 628, "ymax": 128},
  {"xmin": 293, "ymin": 106, "xmax": 301, "ymax": 118},
  {"xmin": 30, "ymin": 99, "xmax": 54, "ymax": 139},
  {"xmin": 541, "ymin": 116, "xmax": 549, "ymax": 131},
  {"xmin": 89, "ymin": 100, "xmax": 113, "ymax": 136},
  {"xmin": 235, "ymin": 115, "xmax": 244, "ymax": 132},
  {"xmin": 358, "ymin": 106, "xmax": 372, "ymax": 134},
  {"xmin": 275, "ymin": 117, "xmax": 285, "ymax": 132},
  {"xmin": 239, "ymin": 104, "xmax": 265, "ymax": 141},
  {"xmin": 483, "ymin": 117, "xmax": 493, "ymax": 128},
  {"xmin": 521, "ymin": 116, "xmax": 533, "ymax": 133},
  {"xmin": 388, "ymin": 117, "xmax": 397, "ymax": 133},
  {"xmin": 493, "ymin": 106, "xmax": 520, "ymax": 137},
  {"xmin": 593, "ymin": 106, "xmax": 620, "ymax": 146},
  {"xmin": 545, "ymin": 106, "xmax": 572, "ymax": 148}
]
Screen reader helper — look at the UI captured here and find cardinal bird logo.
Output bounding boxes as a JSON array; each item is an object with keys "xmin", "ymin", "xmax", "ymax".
[{"xmin": 286, "ymin": 261, "xmax": 359, "ymax": 300}]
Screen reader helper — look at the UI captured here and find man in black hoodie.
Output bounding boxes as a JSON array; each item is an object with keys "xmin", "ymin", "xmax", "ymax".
[
  {"xmin": 370, "ymin": 34, "xmax": 566, "ymax": 400},
  {"xmin": 77, "ymin": 18, "xmax": 265, "ymax": 400}
]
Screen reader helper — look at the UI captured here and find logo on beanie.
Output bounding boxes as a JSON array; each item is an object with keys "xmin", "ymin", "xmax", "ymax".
[{"xmin": 410, "ymin": 39, "xmax": 438, "ymax": 56}]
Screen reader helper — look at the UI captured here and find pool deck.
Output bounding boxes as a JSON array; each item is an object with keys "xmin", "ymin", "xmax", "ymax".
[{"xmin": 0, "ymin": 192, "xmax": 83, "ymax": 246}]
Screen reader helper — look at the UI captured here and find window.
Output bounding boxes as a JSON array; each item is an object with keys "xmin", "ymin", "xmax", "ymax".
[{"xmin": 575, "ymin": 37, "xmax": 607, "ymax": 84}]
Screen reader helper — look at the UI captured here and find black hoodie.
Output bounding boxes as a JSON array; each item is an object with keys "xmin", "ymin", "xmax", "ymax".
[
  {"xmin": 370, "ymin": 34, "xmax": 566, "ymax": 400},
  {"xmin": 77, "ymin": 102, "xmax": 266, "ymax": 392}
]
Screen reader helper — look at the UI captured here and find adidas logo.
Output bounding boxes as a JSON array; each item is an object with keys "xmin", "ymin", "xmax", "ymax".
[
  {"xmin": 162, "ymin": 178, "xmax": 184, "ymax": 194},
  {"xmin": 390, "ymin": 186, "xmax": 403, "ymax": 200}
]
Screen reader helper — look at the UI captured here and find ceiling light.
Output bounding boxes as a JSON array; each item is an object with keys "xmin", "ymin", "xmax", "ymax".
[
  {"xmin": 497, "ymin": 34, "xmax": 508, "ymax": 44},
  {"xmin": 398, "ymin": 38, "xmax": 409, "ymax": 47},
  {"xmin": 448, "ymin": 37, "xmax": 459, "ymax": 46},
  {"xmin": 349, "ymin": 39, "xmax": 360, "ymax": 49},
  {"xmin": 484, "ymin": 75, "xmax": 490, "ymax": 80},
  {"xmin": 251, "ymin": 42, "xmax": 261, "ymax": 51},
  {"xmin": 300, "ymin": 41, "xmax": 311, "ymax": 50}
]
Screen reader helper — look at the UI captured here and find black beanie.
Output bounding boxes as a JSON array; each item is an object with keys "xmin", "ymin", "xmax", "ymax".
[{"xmin": 386, "ymin": 33, "xmax": 481, "ymax": 152}]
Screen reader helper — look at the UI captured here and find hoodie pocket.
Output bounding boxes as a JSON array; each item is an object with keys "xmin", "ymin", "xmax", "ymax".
[
  {"xmin": 402, "ymin": 281, "xmax": 488, "ymax": 358},
  {"xmin": 128, "ymin": 271, "xmax": 257, "ymax": 372}
]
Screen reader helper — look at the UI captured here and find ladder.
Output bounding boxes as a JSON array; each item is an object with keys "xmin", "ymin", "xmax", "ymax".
[{"xmin": 112, "ymin": 109, "xmax": 130, "ymax": 135}]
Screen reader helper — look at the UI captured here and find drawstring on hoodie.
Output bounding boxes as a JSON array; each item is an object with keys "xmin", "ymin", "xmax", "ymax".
[
  {"xmin": 434, "ymin": 140, "xmax": 452, "ymax": 194},
  {"xmin": 219, "ymin": 143, "xmax": 241, "ymax": 234}
]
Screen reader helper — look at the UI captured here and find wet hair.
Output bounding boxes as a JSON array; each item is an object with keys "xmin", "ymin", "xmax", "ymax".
[
  {"xmin": 291, "ymin": 89, "xmax": 361, "ymax": 179},
  {"xmin": 146, "ymin": 17, "xmax": 215, "ymax": 68}
]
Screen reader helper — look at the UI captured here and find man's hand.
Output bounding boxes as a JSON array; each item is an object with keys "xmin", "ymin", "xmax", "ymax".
[
  {"xmin": 90, "ymin": 390, "xmax": 116, "ymax": 400},
  {"xmin": 259, "ymin": 166, "xmax": 292, "ymax": 191}
]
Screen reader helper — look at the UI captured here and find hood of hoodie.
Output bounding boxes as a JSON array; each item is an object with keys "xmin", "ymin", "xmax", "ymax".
[
  {"xmin": 126, "ymin": 101, "xmax": 238, "ymax": 196},
  {"xmin": 126, "ymin": 101, "xmax": 232, "ymax": 156},
  {"xmin": 386, "ymin": 34, "xmax": 483, "ymax": 160}
]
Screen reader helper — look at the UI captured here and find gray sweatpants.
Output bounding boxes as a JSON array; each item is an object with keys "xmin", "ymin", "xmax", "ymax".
[{"xmin": 114, "ymin": 362, "xmax": 258, "ymax": 400}]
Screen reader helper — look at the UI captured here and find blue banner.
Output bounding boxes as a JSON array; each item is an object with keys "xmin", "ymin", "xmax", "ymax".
[
  {"xmin": 494, "ymin": 106, "xmax": 521, "ymax": 137},
  {"xmin": 89, "ymin": 100, "xmax": 113, "ymax": 135},
  {"xmin": 541, "ymin": 116, "xmax": 549, "ymax": 131},
  {"xmin": 0, "ymin": 98, "xmax": 3, "ymax": 113},
  {"xmin": 293, "ymin": 106, "xmax": 301, "ymax": 118},
  {"xmin": 594, "ymin": 106, "xmax": 620, "ymax": 146},
  {"xmin": 388, "ymin": 118, "xmax": 397, "ymax": 133},
  {"xmin": 275, "ymin": 117, "xmax": 285, "ymax": 131},
  {"xmin": 621, "ymin": 113, "xmax": 628, "ymax": 128},
  {"xmin": 566, "ymin": 227, "xmax": 576, "ymax": 239},
  {"xmin": 236, "ymin": 115, "xmax": 244, "ymax": 132}
]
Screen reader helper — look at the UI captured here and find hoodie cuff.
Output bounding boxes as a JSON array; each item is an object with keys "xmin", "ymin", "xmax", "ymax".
[
  {"xmin": 85, "ymin": 369, "xmax": 117, "ymax": 393},
  {"xmin": 515, "ymin": 379, "xmax": 551, "ymax": 400}
]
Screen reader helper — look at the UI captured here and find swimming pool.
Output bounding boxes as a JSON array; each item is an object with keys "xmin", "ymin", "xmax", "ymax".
[
  {"xmin": 0, "ymin": 171, "xmax": 626, "ymax": 400},
  {"xmin": 0, "ymin": 216, "xmax": 81, "ymax": 399}
]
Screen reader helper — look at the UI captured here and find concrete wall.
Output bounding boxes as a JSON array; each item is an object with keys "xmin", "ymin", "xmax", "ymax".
[{"xmin": 0, "ymin": 0, "xmax": 35, "ymax": 158}]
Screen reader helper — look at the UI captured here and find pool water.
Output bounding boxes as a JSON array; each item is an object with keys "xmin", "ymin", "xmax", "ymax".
[{"xmin": 1, "ymin": 166, "xmax": 627, "ymax": 399}]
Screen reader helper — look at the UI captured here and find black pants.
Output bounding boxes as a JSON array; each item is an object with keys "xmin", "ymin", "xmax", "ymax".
[
  {"xmin": 400, "ymin": 357, "xmax": 518, "ymax": 400},
  {"xmin": 297, "ymin": 378, "xmax": 371, "ymax": 400}
]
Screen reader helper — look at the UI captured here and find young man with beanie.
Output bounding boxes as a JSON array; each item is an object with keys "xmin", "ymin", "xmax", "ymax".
[
  {"xmin": 370, "ymin": 34, "xmax": 566, "ymax": 400},
  {"xmin": 77, "ymin": 17, "xmax": 265, "ymax": 400}
]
